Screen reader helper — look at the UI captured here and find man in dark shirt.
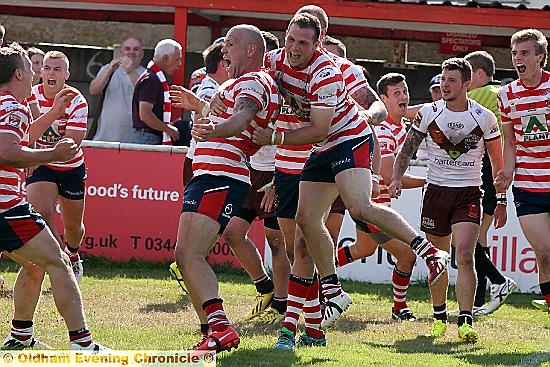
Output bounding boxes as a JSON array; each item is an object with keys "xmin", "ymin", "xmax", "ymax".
[{"xmin": 132, "ymin": 39, "xmax": 181, "ymax": 145}]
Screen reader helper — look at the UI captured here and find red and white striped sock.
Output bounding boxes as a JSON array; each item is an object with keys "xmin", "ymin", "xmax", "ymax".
[
  {"xmin": 320, "ymin": 274, "xmax": 343, "ymax": 301},
  {"xmin": 303, "ymin": 276, "xmax": 324, "ymax": 339},
  {"xmin": 11, "ymin": 320, "xmax": 33, "ymax": 341},
  {"xmin": 392, "ymin": 267, "xmax": 412, "ymax": 312},
  {"xmin": 282, "ymin": 275, "xmax": 312, "ymax": 334},
  {"xmin": 410, "ymin": 236, "xmax": 438, "ymax": 259},
  {"xmin": 69, "ymin": 328, "xmax": 92, "ymax": 347},
  {"xmin": 203, "ymin": 298, "xmax": 230, "ymax": 332}
]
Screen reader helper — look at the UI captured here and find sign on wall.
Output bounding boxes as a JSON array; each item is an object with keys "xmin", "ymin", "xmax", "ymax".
[{"xmin": 440, "ymin": 33, "xmax": 482, "ymax": 54}]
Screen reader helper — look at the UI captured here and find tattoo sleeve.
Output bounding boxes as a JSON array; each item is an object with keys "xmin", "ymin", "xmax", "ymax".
[
  {"xmin": 393, "ymin": 129, "xmax": 425, "ymax": 179},
  {"xmin": 351, "ymin": 85, "xmax": 379, "ymax": 109},
  {"xmin": 234, "ymin": 96, "xmax": 260, "ymax": 115}
]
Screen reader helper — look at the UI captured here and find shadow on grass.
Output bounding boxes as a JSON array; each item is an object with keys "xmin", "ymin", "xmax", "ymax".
[
  {"xmin": 217, "ymin": 346, "xmax": 301, "ymax": 367},
  {"xmin": 139, "ymin": 295, "xmax": 190, "ymax": 314},
  {"xmin": 460, "ymin": 350, "xmax": 550, "ymax": 366}
]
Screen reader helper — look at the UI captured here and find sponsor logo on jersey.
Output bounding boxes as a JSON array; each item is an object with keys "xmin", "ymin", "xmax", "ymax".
[
  {"xmin": 447, "ymin": 122, "xmax": 464, "ymax": 130},
  {"xmin": 521, "ymin": 114, "xmax": 549, "ymax": 142}
]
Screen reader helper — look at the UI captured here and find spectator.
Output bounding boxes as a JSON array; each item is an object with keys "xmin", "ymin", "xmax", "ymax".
[
  {"xmin": 27, "ymin": 47, "xmax": 45, "ymax": 86},
  {"xmin": 89, "ymin": 37, "xmax": 145, "ymax": 143},
  {"xmin": 428, "ymin": 73, "xmax": 442, "ymax": 101},
  {"xmin": 131, "ymin": 39, "xmax": 181, "ymax": 145}
]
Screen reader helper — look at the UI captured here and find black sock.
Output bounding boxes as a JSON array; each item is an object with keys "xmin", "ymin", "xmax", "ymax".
[
  {"xmin": 474, "ymin": 243, "xmax": 488, "ymax": 306},
  {"xmin": 200, "ymin": 323, "xmax": 209, "ymax": 334},
  {"xmin": 540, "ymin": 281, "xmax": 550, "ymax": 296},
  {"xmin": 12, "ymin": 320, "xmax": 33, "ymax": 329},
  {"xmin": 477, "ymin": 244, "xmax": 506, "ymax": 285},
  {"xmin": 458, "ymin": 311, "xmax": 473, "ymax": 326},
  {"xmin": 253, "ymin": 275, "xmax": 274, "ymax": 295},
  {"xmin": 433, "ymin": 303, "xmax": 447, "ymax": 322},
  {"xmin": 320, "ymin": 274, "xmax": 339, "ymax": 286},
  {"xmin": 271, "ymin": 297, "xmax": 287, "ymax": 314}
]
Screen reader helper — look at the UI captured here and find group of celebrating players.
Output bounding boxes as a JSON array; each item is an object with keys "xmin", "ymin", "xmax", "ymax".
[{"xmin": 0, "ymin": 4, "xmax": 549, "ymax": 355}]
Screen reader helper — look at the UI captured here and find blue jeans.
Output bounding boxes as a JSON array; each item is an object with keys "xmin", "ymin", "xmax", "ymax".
[{"xmin": 132, "ymin": 128, "xmax": 162, "ymax": 145}]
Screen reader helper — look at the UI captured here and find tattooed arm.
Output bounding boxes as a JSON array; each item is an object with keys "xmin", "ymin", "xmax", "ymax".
[
  {"xmin": 350, "ymin": 85, "xmax": 388, "ymax": 125},
  {"xmin": 388, "ymin": 128, "xmax": 426, "ymax": 197},
  {"xmin": 192, "ymin": 95, "xmax": 259, "ymax": 142}
]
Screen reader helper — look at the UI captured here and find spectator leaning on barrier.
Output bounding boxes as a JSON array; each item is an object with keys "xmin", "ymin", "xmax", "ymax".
[
  {"xmin": 131, "ymin": 39, "xmax": 181, "ymax": 145},
  {"xmin": 90, "ymin": 37, "xmax": 145, "ymax": 143}
]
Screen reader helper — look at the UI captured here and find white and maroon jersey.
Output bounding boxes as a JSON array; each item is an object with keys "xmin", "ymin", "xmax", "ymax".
[
  {"xmin": 497, "ymin": 71, "xmax": 550, "ymax": 193},
  {"xmin": 0, "ymin": 92, "xmax": 30, "ymax": 212},
  {"xmin": 265, "ymin": 48, "xmax": 371, "ymax": 153},
  {"xmin": 322, "ymin": 49, "xmax": 370, "ymax": 97},
  {"xmin": 31, "ymin": 84, "xmax": 88, "ymax": 170},
  {"xmin": 187, "ymin": 75, "xmax": 220, "ymax": 160},
  {"xmin": 413, "ymin": 99, "xmax": 500, "ymax": 187},
  {"xmin": 192, "ymin": 69, "xmax": 280, "ymax": 184},
  {"xmin": 374, "ymin": 116, "xmax": 408, "ymax": 205},
  {"xmin": 250, "ymin": 145, "xmax": 276, "ymax": 172}
]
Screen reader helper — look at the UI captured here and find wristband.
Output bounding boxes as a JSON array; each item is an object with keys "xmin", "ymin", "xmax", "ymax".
[
  {"xmin": 201, "ymin": 101, "xmax": 211, "ymax": 117},
  {"xmin": 271, "ymin": 129, "xmax": 277, "ymax": 145},
  {"xmin": 280, "ymin": 132, "xmax": 285, "ymax": 145},
  {"xmin": 496, "ymin": 193, "xmax": 506, "ymax": 201},
  {"xmin": 372, "ymin": 174, "xmax": 381, "ymax": 184}
]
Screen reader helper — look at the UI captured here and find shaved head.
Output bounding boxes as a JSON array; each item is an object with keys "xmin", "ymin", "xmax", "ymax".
[{"xmin": 228, "ymin": 24, "xmax": 266, "ymax": 57}]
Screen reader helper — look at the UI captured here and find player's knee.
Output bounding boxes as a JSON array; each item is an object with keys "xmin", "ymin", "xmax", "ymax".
[
  {"xmin": 347, "ymin": 203, "xmax": 372, "ymax": 223},
  {"xmin": 456, "ymin": 248, "xmax": 475, "ymax": 268},
  {"xmin": 21, "ymin": 263, "xmax": 46, "ymax": 282},
  {"xmin": 536, "ymin": 247, "xmax": 550, "ymax": 269}
]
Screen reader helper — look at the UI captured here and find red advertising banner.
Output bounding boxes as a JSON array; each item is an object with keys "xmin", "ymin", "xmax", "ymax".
[
  {"xmin": 440, "ymin": 33, "xmax": 482, "ymax": 54},
  {"xmin": 53, "ymin": 146, "xmax": 265, "ymax": 266}
]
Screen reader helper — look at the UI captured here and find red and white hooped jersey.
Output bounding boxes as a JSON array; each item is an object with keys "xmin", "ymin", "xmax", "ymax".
[
  {"xmin": 322, "ymin": 49, "xmax": 370, "ymax": 97},
  {"xmin": 413, "ymin": 99, "xmax": 500, "ymax": 187},
  {"xmin": 265, "ymin": 48, "xmax": 370, "ymax": 153},
  {"xmin": 274, "ymin": 103, "xmax": 312, "ymax": 174},
  {"xmin": 374, "ymin": 116, "xmax": 408, "ymax": 205},
  {"xmin": 0, "ymin": 92, "xmax": 30, "ymax": 212},
  {"xmin": 192, "ymin": 69, "xmax": 280, "ymax": 184},
  {"xmin": 31, "ymin": 84, "xmax": 88, "ymax": 170},
  {"xmin": 497, "ymin": 71, "xmax": 550, "ymax": 193}
]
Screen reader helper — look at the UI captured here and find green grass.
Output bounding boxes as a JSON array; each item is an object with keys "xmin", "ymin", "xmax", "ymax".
[{"xmin": 1, "ymin": 257, "xmax": 549, "ymax": 366}]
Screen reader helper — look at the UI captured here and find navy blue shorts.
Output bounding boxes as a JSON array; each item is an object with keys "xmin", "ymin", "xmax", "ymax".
[
  {"xmin": 26, "ymin": 163, "xmax": 87, "ymax": 200},
  {"xmin": 513, "ymin": 186, "xmax": 550, "ymax": 217},
  {"xmin": 0, "ymin": 203, "xmax": 46, "ymax": 252},
  {"xmin": 301, "ymin": 134, "xmax": 373, "ymax": 183},
  {"xmin": 274, "ymin": 169, "xmax": 300, "ymax": 219},
  {"xmin": 182, "ymin": 174, "xmax": 250, "ymax": 232}
]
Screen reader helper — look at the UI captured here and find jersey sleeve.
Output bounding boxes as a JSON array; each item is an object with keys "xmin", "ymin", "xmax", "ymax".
[
  {"xmin": 496, "ymin": 87, "xmax": 512, "ymax": 126},
  {"xmin": 309, "ymin": 66, "xmax": 342, "ymax": 109},
  {"xmin": 374, "ymin": 125, "xmax": 397, "ymax": 158},
  {"xmin": 0, "ymin": 108, "xmax": 29, "ymax": 141},
  {"xmin": 482, "ymin": 110, "xmax": 501, "ymax": 141},
  {"xmin": 411, "ymin": 104, "xmax": 430, "ymax": 135},
  {"xmin": 342, "ymin": 62, "xmax": 368, "ymax": 96},
  {"xmin": 65, "ymin": 94, "xmax": 88, "ymax": 132},
  {"xmin": 235, "ymin": 76, "xmax": 268, "ymax": 112}
]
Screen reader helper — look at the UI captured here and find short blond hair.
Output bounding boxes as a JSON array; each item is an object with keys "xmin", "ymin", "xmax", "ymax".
[
  {"xmin": 44, "ymin": 50, "xmax": 69, "ymax": 70},
  {"xmin": 511, "ymin": 28, "xmax": 548, "ymax": 67}
]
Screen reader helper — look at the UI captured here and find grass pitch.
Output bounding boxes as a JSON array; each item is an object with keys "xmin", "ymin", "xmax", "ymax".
[{"xmin": 0, "ymin": 257, "xmax": 549, "ymax": 366}]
